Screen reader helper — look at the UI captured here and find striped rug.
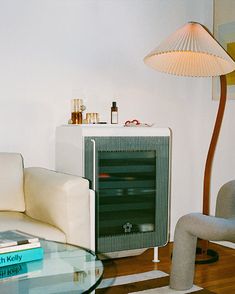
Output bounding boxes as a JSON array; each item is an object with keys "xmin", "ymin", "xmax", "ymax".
[{"xmin": 96, "ymin": 270, "xmax": 214, "ymax": 294}]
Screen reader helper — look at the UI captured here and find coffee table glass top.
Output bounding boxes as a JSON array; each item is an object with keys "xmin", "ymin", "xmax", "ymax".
[{"xmin": 0, "ymin": 239, "xmax": 103, "ymax": 293}]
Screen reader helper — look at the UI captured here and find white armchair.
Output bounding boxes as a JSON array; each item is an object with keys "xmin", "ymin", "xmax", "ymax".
[{"xmin": 0, "ymin": 153, "xmax": 92, "ymax": 249}]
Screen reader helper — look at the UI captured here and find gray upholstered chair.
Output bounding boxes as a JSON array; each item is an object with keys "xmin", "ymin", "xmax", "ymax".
[{"xmin": 170, "ymin": 180, "xmax": 235, "ymax": 290}]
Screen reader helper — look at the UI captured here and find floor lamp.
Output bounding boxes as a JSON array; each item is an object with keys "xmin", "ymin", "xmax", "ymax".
[{"xmin": 144, "ymin": 22, "xmax": 235, "ymax": 262}]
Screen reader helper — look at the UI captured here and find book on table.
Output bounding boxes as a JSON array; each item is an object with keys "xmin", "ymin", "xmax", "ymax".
[
  {"xmin": 0, "ymin": 230, "xmax": 43, "ymax": 268},
  {"xmin": 0, "ymin": 259, "xmax": 43, "ymax": 281},
  {"xmin": 0, "ymin": 241, "xmax": 41, "ymax": 254},
  {"xmin": 0, "ymin": 230, "xmax": 39, "ymax": 247}
]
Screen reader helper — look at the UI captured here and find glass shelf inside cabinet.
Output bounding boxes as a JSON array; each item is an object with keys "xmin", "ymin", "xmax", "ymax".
[{"xmin": 97, "ymin": 150, "xmax": 156, "ymax": 237}]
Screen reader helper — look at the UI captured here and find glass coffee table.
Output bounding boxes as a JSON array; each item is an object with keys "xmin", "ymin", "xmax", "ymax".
[{"xmin": 0, "ymin": 239, "xmax": 103, "ymax": 293}]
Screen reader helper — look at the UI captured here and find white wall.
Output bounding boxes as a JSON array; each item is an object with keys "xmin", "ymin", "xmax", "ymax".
[{"xmin": 0, "ymin": 0, "xmax": 234, "ymax": 239}]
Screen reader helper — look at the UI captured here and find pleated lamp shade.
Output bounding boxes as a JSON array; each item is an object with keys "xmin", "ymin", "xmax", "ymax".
[{"xmin": 144, "ymin": 22, "xmax": 235, "ymax": 77}]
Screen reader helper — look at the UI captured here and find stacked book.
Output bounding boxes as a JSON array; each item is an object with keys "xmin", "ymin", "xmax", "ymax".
[{"xmin": 0, "ymin": 230, "xmax": 43, "ymax": 280}]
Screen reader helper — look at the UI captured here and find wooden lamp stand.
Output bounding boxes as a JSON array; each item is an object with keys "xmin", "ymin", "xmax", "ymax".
[{"xmin": 196, "ymin": 75, "xmax": 227, "ymax": 263}]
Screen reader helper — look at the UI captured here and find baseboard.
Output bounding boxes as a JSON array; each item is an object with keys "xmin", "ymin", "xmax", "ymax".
[{"xmin": 211, "ymin": 241, "xmax": 235, "ymax": 249}]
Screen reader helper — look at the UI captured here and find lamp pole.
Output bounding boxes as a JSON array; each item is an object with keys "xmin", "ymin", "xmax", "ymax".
[
  {"xmin": 203, "ymin": 75, "xmax": 227, "ymax": 216},
  {"xmin": 199, "ymin": 75, "xmax": 227, "ymax": 259}
]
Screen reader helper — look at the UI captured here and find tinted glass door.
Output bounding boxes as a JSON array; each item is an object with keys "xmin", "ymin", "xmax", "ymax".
[{"xmin": 85, "ymin": 136, "xmax": 169, "ymax": 253}]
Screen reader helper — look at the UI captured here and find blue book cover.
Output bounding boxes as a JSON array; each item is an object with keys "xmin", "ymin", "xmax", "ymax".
[
  {"xmin": 0, "ymin": 260, "xmax": 43, "ymax": 280},
  {"xmin": 0, "ymin": 263, "xmax": 27, "ymax": 279},
  {"xmin": 0, "ymin": 247, "xmax": 43, "ymax": 268}
]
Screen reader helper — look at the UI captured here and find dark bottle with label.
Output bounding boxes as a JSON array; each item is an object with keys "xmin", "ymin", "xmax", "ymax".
[{"xmin": 111, "ymin": 101, "xmax": 118, "ymax": 124}]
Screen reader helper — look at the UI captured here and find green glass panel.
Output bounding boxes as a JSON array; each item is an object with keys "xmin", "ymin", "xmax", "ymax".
[{"xmin": 98, "ymin": 150, "xmax": 156, "ymax": 237}]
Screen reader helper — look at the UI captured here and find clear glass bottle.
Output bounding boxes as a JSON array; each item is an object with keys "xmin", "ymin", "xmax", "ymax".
[
  {"xmin": 111, "ymin": 101, "xmax": 118, "ymax": 124},
  {"xmin": 71, "ymin": 99, "xmax": 86, "ymax": 124}
]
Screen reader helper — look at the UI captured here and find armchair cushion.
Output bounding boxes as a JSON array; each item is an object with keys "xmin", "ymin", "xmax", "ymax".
[
  {"xmin": 0, "ymin": 212, "xmax": 66, "ymax": 243},
  {"xmin": 0, "ymin": 153, "xmax": 25, "ymax": 212},
  {"xmin": 216, "ymin": 180, "xmax": 235, "ymax": 219}
]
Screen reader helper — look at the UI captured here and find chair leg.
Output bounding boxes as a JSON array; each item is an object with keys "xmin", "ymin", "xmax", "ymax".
[
  {"xmin": 170, "ymin": 211, "xmax": 235, "ymax": 290},
  {"xmin": 170, "ymin": 217, "xmax": 197, "ymax": 290}
]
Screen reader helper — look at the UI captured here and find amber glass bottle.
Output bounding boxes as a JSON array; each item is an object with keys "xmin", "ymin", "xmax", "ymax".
[
  {"xmin": 71, "ymin": 99, "xmax": 85, "ymax": 124},
  {"xmin": 111, "ymin": 101, "xmax": 118, "ymax": 124}
]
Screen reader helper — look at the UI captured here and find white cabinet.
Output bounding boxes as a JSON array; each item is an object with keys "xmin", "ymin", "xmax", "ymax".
[{"xmin": 56, "ymin": 125, "xmax": 171, "ymax": 256}]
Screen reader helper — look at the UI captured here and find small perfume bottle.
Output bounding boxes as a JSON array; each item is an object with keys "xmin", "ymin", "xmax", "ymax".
[{"xmin": 111, "ymin": 101, "xmax": 118, "ymax": 124}]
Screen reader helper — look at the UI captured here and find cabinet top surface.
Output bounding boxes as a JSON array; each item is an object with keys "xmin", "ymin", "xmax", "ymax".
[{"xmin": 57, "ymin": 124, "xmax": 171, "ymax": 137}]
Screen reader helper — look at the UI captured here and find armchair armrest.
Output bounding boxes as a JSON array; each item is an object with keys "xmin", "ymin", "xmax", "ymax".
[{"xmin": 24, "ymin": 167, "xmax": 91, "ymax": 249}]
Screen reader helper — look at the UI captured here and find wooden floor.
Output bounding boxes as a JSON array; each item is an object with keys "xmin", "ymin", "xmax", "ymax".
[{"xmin": 101, "ymin": 242, "xmax": 235, "ymax": 293}]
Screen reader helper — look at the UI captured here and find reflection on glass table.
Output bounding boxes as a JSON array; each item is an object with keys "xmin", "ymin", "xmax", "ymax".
[{"xmin": 0, "ymin": 239, "xmax": 103, "ymax": 294}]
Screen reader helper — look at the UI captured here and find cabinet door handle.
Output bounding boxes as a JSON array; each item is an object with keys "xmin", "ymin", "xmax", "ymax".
[{"xmin": 91, "ymin": 139, "xmax": 96, "ymax": 190}]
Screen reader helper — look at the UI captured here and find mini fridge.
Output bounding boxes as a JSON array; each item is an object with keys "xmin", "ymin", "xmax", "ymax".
[{"xmin": 56, "ymin": 125, "xmax": 171, "ymax": 254}]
